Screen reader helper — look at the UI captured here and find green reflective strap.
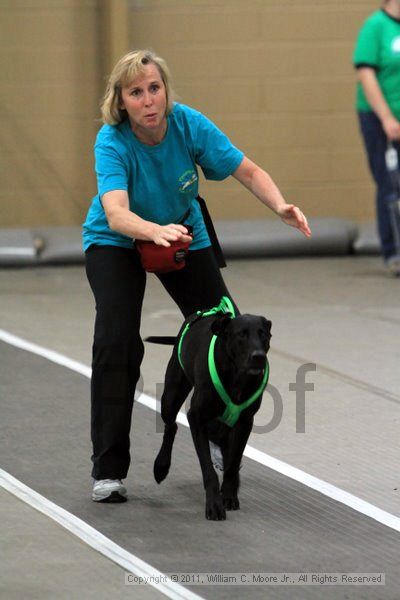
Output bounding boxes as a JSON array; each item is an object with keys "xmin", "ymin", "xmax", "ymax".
[
  {"xmin": 220, "ymin": 405, "xmax": 241, "ymax": 428},
  {"xmin": 201, "ymin": 296, "xmax": 236, "ymax": 319},
  {"xmin": 177, "ymin": 322, "xmax": 192, "ymax": 371},
  {"xmin": 208, "ymin": 335, "xmax": 232, "ymax": 405},
  {"xmin": 226, "ymin": 297, "xmax": 236, "ymax": 316},
  {"xmin": 208, "ymin": 334, "xmax": 270, "ymax": 428},
  {"xmin": 177, "ymin": 296, "xmax": 236, "ymax": 371}
]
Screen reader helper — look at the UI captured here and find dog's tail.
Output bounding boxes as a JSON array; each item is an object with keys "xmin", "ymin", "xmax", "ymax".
[{"xmin": 144, "ymin": 336, "xmax": 177, "ymax": 345}]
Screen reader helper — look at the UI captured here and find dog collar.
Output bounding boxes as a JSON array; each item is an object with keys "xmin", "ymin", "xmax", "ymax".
[{"xmin": 208, "ymin": 335, "xmax": 270, "ymax": 428}]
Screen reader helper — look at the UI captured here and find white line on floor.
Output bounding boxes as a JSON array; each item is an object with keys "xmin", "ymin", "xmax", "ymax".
[
  {"xmin": 0, "ymin": 469, "xmax": 203, "ymax": 600},
  {"xmin": 1, "ymin": 327, "xmax": 400, "ymax": 541}
]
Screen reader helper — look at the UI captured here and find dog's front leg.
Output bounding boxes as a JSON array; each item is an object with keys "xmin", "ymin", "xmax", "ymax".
[
  {"xmin": 187, "ymin": 404, "xmax": 226, "ymax": 521},
  {"xmin": 221, "ymin": 416, "xmax": 254, "ymax": 511}
]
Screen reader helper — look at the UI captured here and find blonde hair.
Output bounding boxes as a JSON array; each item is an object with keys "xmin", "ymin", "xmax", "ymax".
[{"xmin": 101, "ymin": 49, "xmax": 175, "ymax": 125}]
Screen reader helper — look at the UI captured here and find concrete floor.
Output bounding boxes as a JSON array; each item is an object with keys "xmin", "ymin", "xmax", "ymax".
[{"xmin": 1, "ymin": 254, "xmax": 399, "ymax": 599}]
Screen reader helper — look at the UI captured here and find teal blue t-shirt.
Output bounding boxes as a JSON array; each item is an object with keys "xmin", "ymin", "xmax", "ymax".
[{"xmin": 82, "ymin": 103, "xmax": 244, "ymax": 251}]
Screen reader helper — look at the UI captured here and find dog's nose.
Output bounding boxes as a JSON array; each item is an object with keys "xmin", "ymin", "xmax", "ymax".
[{"xmin": 250, "ymin": 350, "xmax": 266, "ymax": 370}]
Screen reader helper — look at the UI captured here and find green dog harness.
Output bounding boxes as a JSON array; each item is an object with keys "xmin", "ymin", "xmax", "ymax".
[{"xmin": 177, "ymin": 296, "xmax": 270, "ymax": 427}]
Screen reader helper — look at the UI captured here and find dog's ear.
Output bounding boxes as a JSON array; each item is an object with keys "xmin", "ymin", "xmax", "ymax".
[
  {"xmin": 261, "ymin": 317, "xmax": 272, "ymax": 335},
  {"xmin": 211, "ymin": 314, "xmax": 232, "ymax": 336}
]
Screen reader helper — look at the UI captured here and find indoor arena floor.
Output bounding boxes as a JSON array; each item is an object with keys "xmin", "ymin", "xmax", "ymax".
[{"xmin": 1, "ymin": 255, "xmax": 399, "ymax": 599}]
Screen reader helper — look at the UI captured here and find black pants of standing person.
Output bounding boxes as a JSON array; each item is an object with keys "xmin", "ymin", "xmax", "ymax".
[
  {"xmin": 358, "ymin": 111, "xmax": 400, "ymax": 261},
  {"xmin": 85, "ymin": 244, "xmax": 237, "ymax": 480}
]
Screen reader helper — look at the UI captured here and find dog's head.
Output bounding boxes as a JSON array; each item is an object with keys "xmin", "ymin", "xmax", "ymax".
[{"xmin": 211, "ymin": 314, "xmax": 272, "ymax": 375}]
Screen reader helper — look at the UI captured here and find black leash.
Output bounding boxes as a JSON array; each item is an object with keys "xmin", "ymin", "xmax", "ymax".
[{"xmin": 196, "ymin": 195, "xmax": 226, "ymax": 268}]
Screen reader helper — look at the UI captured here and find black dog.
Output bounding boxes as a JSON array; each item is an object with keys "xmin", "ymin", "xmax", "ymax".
[{"xmin": 151, "ymin": 300, "xmax": 272, "ymax": 520}]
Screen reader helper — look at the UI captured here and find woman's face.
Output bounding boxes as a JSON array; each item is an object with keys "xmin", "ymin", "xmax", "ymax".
[{"xmin": 120, "ymin": 63, "xmax": 167, "ymax": 140}]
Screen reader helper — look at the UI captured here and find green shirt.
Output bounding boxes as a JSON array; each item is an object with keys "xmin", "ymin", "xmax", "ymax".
[{"xmin": 353, "ymin": 9, "xmax": 400, "ymax": 118}]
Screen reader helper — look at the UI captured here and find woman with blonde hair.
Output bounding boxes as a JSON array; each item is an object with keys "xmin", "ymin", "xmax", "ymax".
[{"xmin": 83, "ymin": 49, "xmax": 311, "ymax": 502}]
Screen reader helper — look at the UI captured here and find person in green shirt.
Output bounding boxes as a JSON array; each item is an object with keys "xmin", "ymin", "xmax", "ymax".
[{"xmin": 353, "ymin": 0, "xmax": 400, "ymax": 275}]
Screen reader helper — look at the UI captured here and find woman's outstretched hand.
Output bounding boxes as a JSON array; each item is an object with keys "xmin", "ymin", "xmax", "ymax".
[{"xmin": 277, "ymin": 204, "xmax": 312, "ymax": 238}]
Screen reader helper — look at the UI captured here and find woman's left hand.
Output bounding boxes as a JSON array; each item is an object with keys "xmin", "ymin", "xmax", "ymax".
[{"xmin": 277, "ymin": 204, "xmax": 312, "ymax": 237}]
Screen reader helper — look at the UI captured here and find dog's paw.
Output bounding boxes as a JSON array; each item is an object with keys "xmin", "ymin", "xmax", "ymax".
[
  {"xmin": 223, "ymin": 496, "xmax": 240, "ymax": 511},
  {"xmin": 153, "ymin": 459, "xmax": 170, "ymax": 484},
  {"xmin": 205, "ymin": 496, "xmax": 226, "ymax": 521}
]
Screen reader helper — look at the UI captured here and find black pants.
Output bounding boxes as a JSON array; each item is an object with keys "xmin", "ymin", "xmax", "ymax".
[{"xmin": 85, "ymin": 244, "xmax": 237, "ymax": 479}]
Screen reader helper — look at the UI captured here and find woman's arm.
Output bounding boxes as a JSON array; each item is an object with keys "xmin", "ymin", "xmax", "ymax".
[
  {"xmin": 232, "ymin": 157, "xmax": 311, "ymax": 237},
  {"xmin": 357, "ymin": 67, "xmax": 400, "ymax": 140},
  {"xmin": 102, "ymin": 190, "xmax": 192, "ymax": 247}
]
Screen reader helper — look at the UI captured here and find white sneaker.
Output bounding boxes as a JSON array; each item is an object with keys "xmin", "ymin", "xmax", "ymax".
[
  {"xmin": 209, "ymin": 441, "xmax": 224, "ymax": 471},
  {"xmin": 92, "ymin": 479, "xmax": 127, "ymax": 502}
]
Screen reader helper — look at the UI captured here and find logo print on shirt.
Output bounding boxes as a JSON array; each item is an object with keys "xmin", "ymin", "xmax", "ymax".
[
  {"xmin": 178, "ymin": 170, "xmax": 198, "ymax": 194},
  {"xmin": 391, "ymin": 36, "xmax": 400, "ymax": 53}
]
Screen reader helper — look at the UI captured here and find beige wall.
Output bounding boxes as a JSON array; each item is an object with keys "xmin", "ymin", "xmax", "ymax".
[
  {"xmin": 130, "ymin": 0, "xmax": 378, "ymax": 221},
  {"xmin": 0, "ymin": 0, "xmax": 379, "ymax": 227},
  {"xmin": 0, "ymin": 0, "xmax": 101, "ymax": 227}
]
